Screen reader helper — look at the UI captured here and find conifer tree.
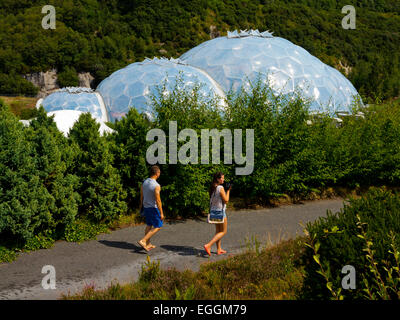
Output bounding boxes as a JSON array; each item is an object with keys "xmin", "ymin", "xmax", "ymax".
[
  {"xmin": 0, "ymin": 101, "xmax": 53, "ymax": 243},
  {"xmin": 26, "ymin": 106, "xmax": 80, "ymax": 233},
  {"xmin": 109, "ymin": 108, "xmax": 149, "ymax": 211},
  {"xmin": 68, "ymin": 112, "xmax": 127, "ymax": 222}
]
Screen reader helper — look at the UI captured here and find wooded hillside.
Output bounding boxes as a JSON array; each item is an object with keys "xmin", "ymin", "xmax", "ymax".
[{"xmin": 0, "ymin": 0, "xmax": 399, "ymax": 102}]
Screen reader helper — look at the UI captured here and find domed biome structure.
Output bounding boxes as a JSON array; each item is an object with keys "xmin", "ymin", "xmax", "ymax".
[
  {"xmin": 96, "ymin": 57, "xmax": 226, "ymax": 122},
  {"xmin": 37, "ymin": 87, "xmax": 109, "ymax": 123},
  {"xmin": 180, "ymin": 29, "xmax": 362, "ymax": 113}
]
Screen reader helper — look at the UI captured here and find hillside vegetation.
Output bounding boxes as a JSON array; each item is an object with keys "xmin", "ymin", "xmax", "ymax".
[{"xmin": 0, "ymin": 0, "xmax": 399, "ymax": 102}]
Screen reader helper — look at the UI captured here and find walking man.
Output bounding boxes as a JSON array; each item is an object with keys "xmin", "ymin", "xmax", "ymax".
[{"xmin": 138, "ymin": 165, "xmax": 164, "ymax": 252}]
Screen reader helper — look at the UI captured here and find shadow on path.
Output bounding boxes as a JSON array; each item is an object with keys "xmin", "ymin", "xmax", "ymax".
[
  {"xmin": 98, "ymin": 240, "xmax": 148, "ymax": 254},
  {"xmin": 161, "ymin": 245, "xmax": 209, "ymax": 258}
]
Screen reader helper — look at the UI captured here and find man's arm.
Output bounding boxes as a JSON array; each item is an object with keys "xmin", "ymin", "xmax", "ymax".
[{"xmin": 155, "ymin": 185, "xmax": 164, "ymax": 220}]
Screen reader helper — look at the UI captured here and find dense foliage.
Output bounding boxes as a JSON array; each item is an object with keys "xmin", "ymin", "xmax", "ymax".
[
  {"xmin": 302, "ymin": 187, "xmax": 400, "ymax": 300},
  {"xmin": 0, "ymin": 0, "xmax": 399, "ymax": 101}
]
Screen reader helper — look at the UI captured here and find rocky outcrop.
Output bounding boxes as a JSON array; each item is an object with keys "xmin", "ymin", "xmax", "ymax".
[
  {"xmin": 337, "ymin": 60, "xmax": 352, "ymax": 77},
  {"xmin": 24, "ymin": 69, "xmax": 59, "ymax": 98},
  {"xmin": 78, "ymin": 72, "xmax": 95, "ymax": 88},
  {"xmin": 23, "ymin": 70, "xmax": 95, "ymax": 98},
  {"xmin": 209, "ymin": 25, "xmax": 220, "ymax": 39}
]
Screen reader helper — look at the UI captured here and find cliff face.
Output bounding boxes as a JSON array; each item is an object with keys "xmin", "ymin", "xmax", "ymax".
[
  {"xmin": 78, "ymin": 72, "xmax": 95, "ymax": 88},
  {"xmin": 23, "ymin": 69, "xmax": 58, "ymax": 98},
  {"xmin": 23, "ymin": 70, "xmax": 94, "ymax": 98}
]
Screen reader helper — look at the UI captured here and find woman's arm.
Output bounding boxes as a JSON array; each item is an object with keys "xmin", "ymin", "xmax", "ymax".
[{"xmin": 219, "ymin": 186, "xmax": 231, "ymax": 204}]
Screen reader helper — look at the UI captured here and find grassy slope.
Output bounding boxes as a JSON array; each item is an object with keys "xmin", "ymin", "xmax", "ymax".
[{"xmin": 0, "ymin": 96, "xmax": 37, "ymax": 119}]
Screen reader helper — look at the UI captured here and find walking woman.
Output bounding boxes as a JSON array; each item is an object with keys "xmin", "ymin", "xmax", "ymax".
[{"xmin": 204, "ymin": 172, "xmax": 231, "ymax": 256}]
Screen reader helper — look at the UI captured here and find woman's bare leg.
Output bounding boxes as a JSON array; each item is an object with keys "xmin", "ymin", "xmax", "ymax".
[
  {"xmin": 216, "ymin": 218, "xmax": 227, "ymax": 253},
  {"xmin": 216, "ymin": 223, "xmax": 222, "ymax": 251},
  {"xmin": 205, "ymin": 218, "xmax": 228, "ymax": 253}
]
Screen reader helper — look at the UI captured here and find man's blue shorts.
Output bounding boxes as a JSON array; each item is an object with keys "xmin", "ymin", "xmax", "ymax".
[{"xmin": 143, "ymin": 207, "xmax": 163, "ymax": 228}]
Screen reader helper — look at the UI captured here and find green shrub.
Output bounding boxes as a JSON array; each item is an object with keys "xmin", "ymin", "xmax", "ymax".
[
  {"xmin": 69, "ymin": 113, "xmax": 127, "ymax": 223},
  {"xmin": 23, "ymin": 231, "xmax": 55, "ymax": 251},
  {"xmin": 225, "ymin": 77, "xmax": 322, "ymax": 199},
  {"xmin": 0, "ymin": 246, "xmax": 17, "ymax": 263},
  {"xmin": 301, "ymin": 187, "xmax": 400, "ymax": 300},
  {"xmin": 330, "ymin": 102, "xmax": 400, "ymax": 187},
  {"xmin": 0, "ymin": 103, "xmax": 54, "ymax": 243},
  {"xmin": 63, "ymin": 219, "xmax": 109, "ymax": 243},
  {"xmin": 26, "ymin": 106, "xmax": 81, "ymax": 232},
  {"xmin": 19, "ymin": 107, "xmax": 38, "ymax": 120},
  {"xmin": 109, "ymin": 108, "xmax": 150, "ymax": 211},
  {"xmin": 138, "ymin": 256, "xmax": 162, "ymax": 283},
  {"xmin": 0, "ymin": 103, "xmax": 82, "ymax": 256},
  {"xmin": 356, "ymin": 216, "xmax": 400, "ymax": 299}
]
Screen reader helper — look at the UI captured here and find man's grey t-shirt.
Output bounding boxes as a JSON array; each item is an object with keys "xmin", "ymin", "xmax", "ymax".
[{"xmin": 142, "ymin": 178, "xmax": 160, "ymax": 208}]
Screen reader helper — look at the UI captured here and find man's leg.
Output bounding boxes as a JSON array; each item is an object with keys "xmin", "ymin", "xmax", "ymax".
[
  {"xmin": 142, "ymin": 227, "xmax": 161, "ymax": 244},
  {"xmin": 144, "ymin": 225, "xmax": 152, "ymax": 246}
]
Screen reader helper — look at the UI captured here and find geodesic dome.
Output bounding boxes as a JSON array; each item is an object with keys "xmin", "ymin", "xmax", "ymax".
[
  {"xmin": 180, "ymin": 29, "xmax": 362, "ymax": 113},
  {"xmin": 38, "ymin": 87, "xmax": 109, "ymax": 122},
  {"xmin": 96, "ymin": 57, "xmax": 226, "ymax": 122},
  {"xmin": 20, "ymin": 110, "xmax": 114, "ymax": 137},
  {"xmin": 47, "ymin": 110, "xmax": 114, "ymax": 137}
]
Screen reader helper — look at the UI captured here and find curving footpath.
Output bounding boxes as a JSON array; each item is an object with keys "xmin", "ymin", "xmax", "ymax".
[{"xmin": 0, "ymin": 198, "xmax": 347, "ymax": 300}]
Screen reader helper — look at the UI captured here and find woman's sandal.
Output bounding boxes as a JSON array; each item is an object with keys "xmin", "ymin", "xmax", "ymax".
[{"xmin": 204, "ymin": 245, "xmax": 211, "ymax": 256}]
